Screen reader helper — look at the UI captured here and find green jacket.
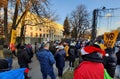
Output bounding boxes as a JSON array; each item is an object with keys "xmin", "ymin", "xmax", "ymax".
[{"xmin": 104, "ymin": 69, "xmax": 113, "ymax": 79}]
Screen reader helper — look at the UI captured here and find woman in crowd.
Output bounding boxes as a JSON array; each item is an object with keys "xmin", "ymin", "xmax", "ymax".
[{"xmin": 54, "ymin": 45, "xmax": 66, "ymax": 78}]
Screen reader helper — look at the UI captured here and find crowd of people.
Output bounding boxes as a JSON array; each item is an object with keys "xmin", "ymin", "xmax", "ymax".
[
  {"xmin": 0, "ymin": 39, "xmax": 120, "ymax": 79},
  {"xmin": 1, "ymin": 43, "xmax": 33, "ymax": 79},
  {"xmin": 34, "ymin": 39, "xmax": 120, "ymax": 79},
  {"xmin": 74, "ymin": 40, "xmax": 120, "ymax": 79}
]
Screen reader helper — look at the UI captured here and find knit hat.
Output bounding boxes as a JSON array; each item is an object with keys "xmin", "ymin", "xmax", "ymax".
[
  {"xmin": 56, "ymin": 45, "xmax": 64, "ymax": 49},
  {"xmin": 70, "ymin": 43, "xmax": 75, "ymax": 46},
  {"xmin": 81, "ymin": 45, "xmax": 105, "ymax": 56}
]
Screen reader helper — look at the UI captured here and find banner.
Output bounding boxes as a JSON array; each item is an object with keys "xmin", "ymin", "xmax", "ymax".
[
  {"xmin": 104, "ymin": 30, "xmax": 119, "ymax": 48},
  {"xmin": 0, "ymin": 68, "xmax": 26, "ymax": 79},
  {"xmin": 10, "ymin": 29, "xmax": 17, "ymax": 44}
]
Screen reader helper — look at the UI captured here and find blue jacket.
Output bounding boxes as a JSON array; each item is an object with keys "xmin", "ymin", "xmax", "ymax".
[
  {"xmin": 36, "ymin": 49, "xmax": 55, "ymax": 74},
  {"xmin": 54, "ymin": 49, "xmax": 66, "ymax": 69},
  {"xmin": 0, "ymin": 68, "xmax": 26, "ymax": 79}
]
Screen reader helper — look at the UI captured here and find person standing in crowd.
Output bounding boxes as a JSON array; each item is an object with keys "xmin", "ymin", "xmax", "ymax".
[
  {"xmin": 3, "ymin": 45, "xmax": 13, "ymax": 69},
  {"xmin": 17, "ymin": 45, "xmax": 31, "ymax": 79},
  {"xmin": 36, "ymin": 43, "xmax": 56, "ymax": 79},
  {"xmin": 103, "ymin": 48, "xmax": 117, "ymax": 78},
  {"xmin": 0, "ymin": 59, "xmax": 9, "ymax": 72},
  {"xmin": 34, "ymin": 42, "xmax": 39, "ymax": 53},
  {"xmin": 10, "ymin": 43, "xmax": 16, "ymax": 57},
  {"xmin": 25, "ymin": 44, "xmax": 34, "ymax": 62},
  {"xmin": 49, "ymin": 41, "xmax": 56, "ymax": 55},
  {"xmin": 54, "ymin": 45, "xmax": 66, "ymax": 78},
  {"xmin": 64, "ymin": 42, "xmax": 69, "ymax": 61},
  {"xmin": 114, "ymin": 46, "xmax": 120, "ymax": 79},
  {"xmin": 75, "ymin": 41, "xmax": 83, "ymax": 63},
  {"xmin": 74, "ymin": 44, "xmax": 106, "ymax": 79},
  {"xmin": 39, "ymin": 42, "xmax": 45, "ymax": 50},
  {"xmin": 68, "ymin": 43, "xmax": 76, "ymax": 71},
  {"xmin": 75, "ymin": 41, "xmax": 81, "ymax": 58}
]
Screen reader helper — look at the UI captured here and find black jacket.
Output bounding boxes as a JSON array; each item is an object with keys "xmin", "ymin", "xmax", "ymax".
[
  {"xmin": 116, "ymin": 50, "xmax": 120, "ymax": 65},
  {"xmin": 68, "ymin": 46, "xmax": 76, "ymax": 61},
  {"xmin": 17, "ymin": 48, "xmax": 30, "ymax": 68},
  {"xmin": 0, "ymin": 59, "xmax": 9, "ymax": 71},
  {"xmin": 103, "ymin": 48, "xmax": 117, "ymax": 78}
]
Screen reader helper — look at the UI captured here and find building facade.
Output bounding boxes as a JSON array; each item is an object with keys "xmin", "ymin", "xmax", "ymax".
[{"xmin": 16, "ymin": 12, "xmax": 63, "ymax": 44}]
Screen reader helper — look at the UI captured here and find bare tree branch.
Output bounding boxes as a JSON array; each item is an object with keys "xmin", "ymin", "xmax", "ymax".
[{"xmin": 70, "ymin": 4, "xmax": 90, "ymax": 39}]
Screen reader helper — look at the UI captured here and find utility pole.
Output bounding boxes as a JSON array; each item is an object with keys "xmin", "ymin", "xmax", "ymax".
[
  {"xmin": 91, "ymin": 7, "xmax": 119, "ymax": 44},
  {"xmin": 91, "ymin": 9, "xmax": 98, "ymax": 43}
]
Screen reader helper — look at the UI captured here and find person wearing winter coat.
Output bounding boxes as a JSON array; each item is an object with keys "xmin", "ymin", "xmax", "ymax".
[
  {"xmin": 114, "ymin": 46, "xmax": 120, "ymax": 79},
  {"xmin": 3, "ymin": 45, "xmax": 13, "ymax": 68},
  {"xmin": 17, "ymin": 46, "xmax": 31, "ymax": 68},
  {"xmin": 0, "ymin": 59, "xmax": 9, "ymax": 72},
  {"xmin": 75, "ymin": 41, "xmax": 81, "ymax": 58},
  {"xmin": 68, "ymin": 43, "xmax": 76, "ymax": 71},
  {"xmin": 64, "ymin": 42, "xmax": 69, "ymax": 60},
  {"xmin": 36, "ymin": 43, "xmax": 56, "ymax": 79},
  {"xmin": 54, "ymin": 45, "xmax": 66, "ymax": 77},
  {"xmin": 74, "ymin": 44, "xmax": 106, "ymax": 79},
  {"xmin": 34, "ymin": 42, "xmax": 39, "ymax": 53},
  {"xmin": 103, "ymin": 48, "xmax": 117, "ymax": 78},
  {"xmin": 9, "ymin": 43, "xmax": 16, "ymax": 57},
  {"xmin": 17, "ymin": 45, "xmax": 31, "ymax": 79},
  {"xmin": 25, "ymin": 44, "xmax": 33, "ymax": 62},
  {"xmin": 49, "ymin": 41, "xmax": 56, "ymax": 55}
]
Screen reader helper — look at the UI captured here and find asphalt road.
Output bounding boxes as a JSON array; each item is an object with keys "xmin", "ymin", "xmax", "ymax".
[{"xmin": 12, "ymin": 55, "xmax": 69, "ymax": 79}]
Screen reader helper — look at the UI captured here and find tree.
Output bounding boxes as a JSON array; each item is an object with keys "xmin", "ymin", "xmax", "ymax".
[
  {"xmin": 63, "ymin": 16, "xmax": 70, "ymax": 38},
  {"xmin": 69, "ymin": 4, "xmax": 90, "ymax": 40},
  {"xmin": 71, "ymin": 27, "xmax": 77, "ymax": 39},
  {"xmin": 0, "ymin": 0, "xmax": 6, "ymax": 7},
  {"xmin": 1, "ymin": 0, "xmax": 57, "ymax": 45}
]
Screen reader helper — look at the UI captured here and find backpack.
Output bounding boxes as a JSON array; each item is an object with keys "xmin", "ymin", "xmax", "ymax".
[
  {"xmin": 0, "ymin": 59, "xmax": 9, "ymax": 72},
  {"xmin": 69, "ymin": 48, "xmax": 75, "ymax": 56}
]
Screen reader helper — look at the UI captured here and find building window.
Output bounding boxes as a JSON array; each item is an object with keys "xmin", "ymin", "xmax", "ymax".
[
  {"xmin": 36, "ymin": 33, "xmax": 38, "ymax": 37},
  {"xmin": 43, "ymin": 34, "xmax": 45, "ymax": 38},
  {"xmin": 39, "ymin": 34, "xmax": 42, "ymax": 37},
  {"xmin": 30, "ymin": 32, "xmax": 33, "ymax": 37},
  {"xmin": 47, "ymin": 34, "xmax": 49, "ymax": 37},
  {"xmin": 30, "ymin": 27, "xmax": 33, "ymax": 30},
  {"xmin": 39, "ymin": 28, "xmax": 42, "ymax": 31}
]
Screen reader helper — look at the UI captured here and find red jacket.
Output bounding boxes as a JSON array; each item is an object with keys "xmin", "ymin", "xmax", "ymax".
[{"xmin": 74, "ymin": 61, "xmax": 104, "ymax": 79}]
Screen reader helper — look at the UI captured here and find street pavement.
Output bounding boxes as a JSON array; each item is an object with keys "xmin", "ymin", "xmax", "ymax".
[{"xmin": 12, "ymin": 54, "xmax": 69, "ymax": 79}]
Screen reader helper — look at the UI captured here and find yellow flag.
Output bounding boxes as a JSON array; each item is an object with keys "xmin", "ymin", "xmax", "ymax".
[
  {"xmin": 11, "ymin": 29, "xmax": 17, "ymax": 44},
  {"xmin": 104, "ymin": 30, "xmax": 119, "ymax": 48},
  {"xmin": 99, "ymin": 44, "xmax": 106, "ymax": 50}
]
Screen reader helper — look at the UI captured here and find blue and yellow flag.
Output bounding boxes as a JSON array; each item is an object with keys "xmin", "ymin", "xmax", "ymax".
[
  {"xmin": 10, "ymin": 29, "xmax": 17, "ymax": 44},
  {"xmin": 0, "ymin": 68, "xmax": 26, "ymax": 79},
  {"xmin": 104, "ymin": 30, "xmax": 119, "ymax": 48}
]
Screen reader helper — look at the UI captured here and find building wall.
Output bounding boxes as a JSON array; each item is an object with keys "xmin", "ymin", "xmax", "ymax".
[{"xmin": 16, "ymin": 12, "xmax": 63, "ymax": 44}]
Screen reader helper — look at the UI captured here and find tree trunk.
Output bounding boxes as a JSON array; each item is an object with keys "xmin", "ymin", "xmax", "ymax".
[
  {"xmin": 3, "ymin": 0, "xmax": 9, "ymax": 45},
  {"xmin": 11, "ymin": 0, "xmax": 20, "ymax": 29},
  {"xmin": 19, "ymin": 25, "xmax": 25, "ymax": 45}
]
